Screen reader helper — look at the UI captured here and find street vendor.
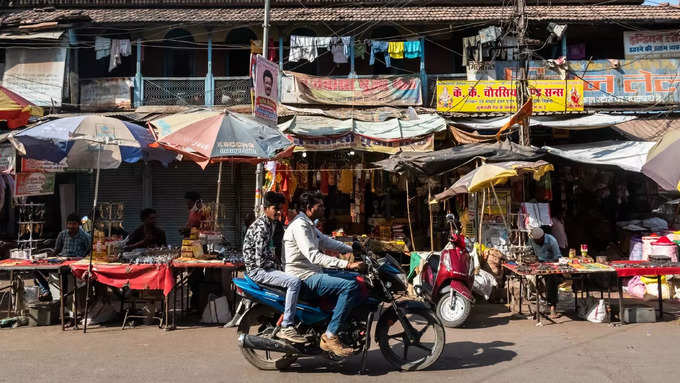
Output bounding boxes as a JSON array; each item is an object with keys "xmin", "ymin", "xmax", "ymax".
[
  {"xmin": 180, "ymin": 191, "xmax": 203, "ymax": 237},
  {"xmin": 529, "ymin": 227, "xmax": 562, "ymax": 319},
  {"xmin": 35, "ymin": 213, "xmax": 91, "ymax": 301},
  {"xmin": 126, "ymin": 208, "xmax": 167, "ymax": 250}
]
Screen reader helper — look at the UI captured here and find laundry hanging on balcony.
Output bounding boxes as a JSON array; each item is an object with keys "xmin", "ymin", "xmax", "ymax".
[
  {"xmin": 288, "ymin": 35, "xmax": 332, "ymax": 63},
  {"xmin": 370, "ymin": 40, "xmax": 422, "ymax": 67},
  {"xmin": 94, "ymin": 36, "xmax": 132, "ymax": 72}
]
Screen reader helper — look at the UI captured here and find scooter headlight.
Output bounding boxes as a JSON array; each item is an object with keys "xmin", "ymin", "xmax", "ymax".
[{"xmin": 441, "ymin": 252, "xmax": 453, "ymax": 272}]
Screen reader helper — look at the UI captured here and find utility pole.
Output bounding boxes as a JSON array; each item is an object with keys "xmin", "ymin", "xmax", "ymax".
[
  {"xmin": 515, "ymin": 0, "xmax": 531, "ymax": 146},
  {"xmin": 254, "ymin": 0, "xmax": 271, "ymax": 217}
]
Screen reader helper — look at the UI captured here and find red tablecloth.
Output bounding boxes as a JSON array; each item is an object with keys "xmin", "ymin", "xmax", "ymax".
[
  {"xmin": 70, "ymin": 262, "xmax": 175, "ymax": 296},
  {"xmin": 609, "ymin": 261, "xmax": 680, "ymax": 278},
  {"xmin": 0, "ymin": 258, "xmax": 80, "ymax": 270}
]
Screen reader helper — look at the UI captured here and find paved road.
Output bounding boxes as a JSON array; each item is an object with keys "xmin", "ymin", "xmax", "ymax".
[{"xmin": 2, "ymin": 304, "xmax": 678, "ymax": 383}]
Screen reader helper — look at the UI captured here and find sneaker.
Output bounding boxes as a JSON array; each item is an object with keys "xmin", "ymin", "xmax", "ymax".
[
  {"xmin": 320, "ymin": 334, "xmax": 353, "ymax": 356},
  {"xmin": 277, "ymin": 326, "xmax": 307, "ymax": 344}
]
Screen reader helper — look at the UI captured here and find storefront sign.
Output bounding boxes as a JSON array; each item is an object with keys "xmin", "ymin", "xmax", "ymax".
[
  {"xmin": 14, "ymin": 172, "xmax": 55, "ymax": 197},
  {"xmin": 80, "ymin": 78, "xmax": 132, "ymax": 112},
  {"xmin": 0, "ymin": 143, "xmax": 16, "ymax": 174},
  {"xmin": 281, "ymin": 73, "xmax": 422, "ymax": 106},
  {"xmin": 2, "ymin": 47, "xmax": 66, "ymax": 107},
  {"xmin": 467, "ymin": 61, "xmax": 496, "ymax": 81},
  {"xmin": 254, "ymin": 55, "xmax": 279, "ymax": 127},
  {"xmin": 436, "ymin": 80, "xmax": 583, "ymax": 113},
  {"xmin": 21, "ymin": 158, "xmax": 67, "ymax": 173},
  {"xmin": 292, "ymin": 133, "xmax": 434, "ymax": 154},
  {"xmin": 624, "ymin": 30, "xmax": 680, "ymax": 59},
  {"xmin": 570, "ymin": 59, "xmax": 680, "ymax": 106}
]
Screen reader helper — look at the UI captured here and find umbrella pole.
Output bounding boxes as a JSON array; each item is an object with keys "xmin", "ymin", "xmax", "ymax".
[
  {"xmin": 83, "ymin": 144, "xmax": 102, "ymax": 334},
  {"xmin": 428, "ymin": 182, "xmax": 434, "ymax": 252},
  {"xmin": 405, "ymin": 177, "xmax": 416, "ymax": 251},
  {"xmin": 215, "ymin": 162, "xmax": 223, "ymax": 230},
  {"xmin": 477, "ymin": 188, "xmax": 486, "ymax": 246}
]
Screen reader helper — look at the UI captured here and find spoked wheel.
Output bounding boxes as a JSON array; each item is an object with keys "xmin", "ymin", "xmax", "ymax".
[
  {"xmin": 376, "ymin": 307, "xmax": 445, "ymax": 371},
  {"xmin": 237, "ymin": 304, "xmax": 298, "ymax": 370}
]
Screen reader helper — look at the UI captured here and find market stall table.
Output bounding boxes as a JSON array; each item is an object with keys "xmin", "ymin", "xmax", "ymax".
[
  {"xmin": 169, "ymin": 258, "xmax": 244, "ymax": 329},
  {"xmin": 70, "ymin": 260, "xmax": 176, "ymax": 329},
  {"xmin": 503, "ymin": 262, "xmax": 617, "ymax": 325},
  {"xmin": 0, "ymin": 258, "xmax": 80, "ymax": 330},
  {"xmin": 609, "ymin": 260, "xmax": 680, "ymax": 321}
]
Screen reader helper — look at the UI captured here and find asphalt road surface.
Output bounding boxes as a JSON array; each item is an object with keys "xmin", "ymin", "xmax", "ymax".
[{"xmin": 2, "ymin": 304, "xmax": 678, "ymax": 383}]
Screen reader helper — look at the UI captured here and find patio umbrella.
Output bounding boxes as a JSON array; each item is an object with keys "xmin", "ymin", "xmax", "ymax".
[
  {"xmin": 434, "ymin": 160, "xmax": 554, "ymax": 201},
  {"xmin": 642, "ymin": 128, "xmax": 680, "ymax": 192},
  {"xmin": 13, "ymin": 115, "xmax": 176, "ymax": 333},
  {"xmin": 0, "ymin": 86, "xmax": 43, "ymax": 130},
  {"xmin": 149, "ymin": 110, "xmax": 293, "ymax": 226}
]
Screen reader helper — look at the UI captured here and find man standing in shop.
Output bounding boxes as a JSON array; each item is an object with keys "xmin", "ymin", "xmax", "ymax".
[
  {"xmin": 126, "ymin": 208, "xmax": 167, "ymax": 250},
  {"xmin": 36, "ymin": 213, "xmax": 91, "ymax": 301},
  {"xmin": 243, "ymin": 191, "xmax": 306, "ymax": 343},
  {"xmin": 529, "ymin": 227, "xmax": 563, "ymax": 319},
  {"xmin": 284, "ymin": 192, "xmax": 366, "ymax": 356},
  {"xmin": 182, "ymin": 191, "xmax": 204, "ymax": 312}
]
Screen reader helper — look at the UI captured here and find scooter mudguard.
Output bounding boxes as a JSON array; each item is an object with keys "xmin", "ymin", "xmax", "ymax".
[{"xmin": 449, "ymin": 279, "xmax": 474, "ymax": 302}]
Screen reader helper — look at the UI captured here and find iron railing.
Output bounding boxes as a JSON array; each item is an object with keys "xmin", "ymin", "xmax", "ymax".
[
  {"xmin": 214, "ymin": 76, "xmax": 251, "ymax": 106},
  {"xmin": 142, "ymin": 77, "xmax": 206, "ymax": 106}
]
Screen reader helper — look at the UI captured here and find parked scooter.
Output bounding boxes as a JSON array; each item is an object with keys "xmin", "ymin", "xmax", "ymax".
[{"xmin": 415, "ymin": 213, "xmax": 473, "ymax": 328}]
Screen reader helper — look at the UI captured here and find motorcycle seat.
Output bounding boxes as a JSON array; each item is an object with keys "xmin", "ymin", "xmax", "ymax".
[{"xmin": 253, "ymin": 281, "xmax": 319, "ymax": 308}]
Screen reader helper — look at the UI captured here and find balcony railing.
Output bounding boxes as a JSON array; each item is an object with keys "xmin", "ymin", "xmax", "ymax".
[
  {"xmin": 215, "ymin": 76, "xmax": 251, "ymax": 106},
  {"xmin": 143, "ymin": 77, "xmax": 206, "ymax": 106}
]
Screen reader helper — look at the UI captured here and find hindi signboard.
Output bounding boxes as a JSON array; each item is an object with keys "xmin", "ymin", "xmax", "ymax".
[
  {"xmin": 436, "ymin": 80, "xmax": 583, "ymax": 113},
  {"xmin": 291, "ymin": 133, "xmax": 434, "ymax": 154},
  {"xmin": 14, "ymin": 172, "xmax": 56, "ymax": 197},
  {"xmin": 254, "ymin": 55, "xmax": 279, "ymax": 127},
  {"xmin": 21, "ymin": 158, "xmax": 67, "ymax": 173},
  {"xmin": 281, "ymin": 73, "xmax": 422, "ymax": 106},
  {"xmin": 624, "ymin": 30, "xmax": 680, "ymax": 59}
]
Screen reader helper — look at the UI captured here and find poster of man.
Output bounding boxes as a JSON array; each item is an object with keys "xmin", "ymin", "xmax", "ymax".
[{"xmin": 254, "ymin": 54, "xmax": 279, "ymax": 126}]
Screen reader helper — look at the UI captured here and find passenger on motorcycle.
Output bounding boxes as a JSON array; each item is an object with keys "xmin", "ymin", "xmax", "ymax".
[
  {"xmin": 242, "ymin": 192, "xmax": 307, "ymax": 344},
  {"xmin": 283, "ymin": 192, "xmax": 366, "ymax": 357}
]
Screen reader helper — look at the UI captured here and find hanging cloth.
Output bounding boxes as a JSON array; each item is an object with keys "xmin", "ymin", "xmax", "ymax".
[
  {"xmin": 95, "ymin": 36, "xmax": 111, "ymax": 60},
  {"xmin": 369, "ymin": 40, "xmax": 391, "ymax": 67},
  {"xmin": 354, "ymin": 42, "xmax": 367, "ymax": 60},
  {"xmin": 388, "ymin": 41, "xmax": 404, "ymax": 59},
  {"xmin": 289, "ymin": 35, "xmax": 318, "ymax": 62},
  {"xmin": 338, "ymin": 169, "xmax": 353, "ymax": 194},
  {"xmin": 404, "ymin": 40, "xmax": 422, "ymax": 59},
  {"xmin": 330, "ymin": 37, "xmax": 349, "ymax": 64}
]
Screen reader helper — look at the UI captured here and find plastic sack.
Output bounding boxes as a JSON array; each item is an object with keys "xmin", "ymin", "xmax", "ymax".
[
  {"xmin": 626, "ymin": 276, "xmax": 647, "ymax": 299},
  {"xmin": 645, "ymin": 283, "xmax": 672, "ymax": 300},
  {"xmin": 201, "ymin": 294, "xmax": 232, "ymax": 324},
  {"xmin": 472, "ymin": 269, "xmax": 498, "ymax": 300},
  {"xmin": 577, "ymin": 296, "xmax": 608, "ymax": 323}
]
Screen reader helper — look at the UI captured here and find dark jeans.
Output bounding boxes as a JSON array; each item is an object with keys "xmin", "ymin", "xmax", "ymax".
[
  {"xmin": 544, "ymin": 274, "xmax": 563, "ymax": 307},
  {"xmin": 302, "ymin": 269, "xmax": 361, "ymax": 336},
  {"xmin": 33, "ymin": 271, "xmax": 69, "ymax": 297}
]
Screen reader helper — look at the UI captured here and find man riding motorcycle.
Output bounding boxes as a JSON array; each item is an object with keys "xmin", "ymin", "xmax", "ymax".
[{"xmin": 283, "ymin": 192, "xmax": 366, "ymax": 357}]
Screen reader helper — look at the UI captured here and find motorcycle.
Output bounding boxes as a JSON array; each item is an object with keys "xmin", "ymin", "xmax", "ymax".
[
  {"xmin": 234, "ymin": 241, "xmax": 445, "ymax": 372},
  {"xmin": 416, "ymin": 213, "xmax": 474, "ymax": 328}
]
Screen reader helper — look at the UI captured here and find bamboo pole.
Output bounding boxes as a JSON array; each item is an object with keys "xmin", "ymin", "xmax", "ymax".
[
  {"xmin": 405, "ymin": 177, "xmax": 416, "ymax": 250},
  {"xmin": 477, "ymin": 188, "xmax": 486, "ymax": 245}
]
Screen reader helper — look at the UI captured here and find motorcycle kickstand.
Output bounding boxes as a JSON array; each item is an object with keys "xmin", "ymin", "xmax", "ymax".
[{"xmin": 359, "ymin": 311, "xmax": 374, "ymax": 375}]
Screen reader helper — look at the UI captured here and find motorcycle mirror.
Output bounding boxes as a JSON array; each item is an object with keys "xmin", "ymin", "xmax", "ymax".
[{"xmin": 445, "ymin": 213, "xmax": 455, "ymax": 223}]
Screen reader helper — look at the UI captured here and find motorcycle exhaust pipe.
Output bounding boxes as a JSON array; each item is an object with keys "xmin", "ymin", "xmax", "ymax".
[{"xmin": 238, "ymin": 334, "xmax": 300, "ymax": 354}]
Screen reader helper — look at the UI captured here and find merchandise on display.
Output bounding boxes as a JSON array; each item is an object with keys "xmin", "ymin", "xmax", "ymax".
[
  {"xmin": 13, "ymin": 203, "xmax": 47, "ymax": 260},
  {"xmin": 120, "ymin": 247, "xmax": 181, "ymax": 264}
]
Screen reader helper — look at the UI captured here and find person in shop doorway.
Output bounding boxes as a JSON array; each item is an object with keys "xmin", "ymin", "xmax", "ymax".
[
  {"xmin": 182, "ymin": 191, "xmax": 204, "ymax": 312},
  {"xmin": 243, "ymin": 191, "xmax": 306, "ymax": 343},
  {"xmin": 35, "ymin": 213, "xmax": 91, "ymax": 301},
  {"xmin": 284, "ymin": 192, "xmax": 366, "ymax": 356},
  {"xmin": 528, "ymin": 227, "xmax": 563, "ymax": 319},
  {"xmin": 550, "ymin": 205, "xmax": 568, "ymax": 257},
  {"xmin": 126, "ymin": 208, "xmax": 167, "ymax": 250}
]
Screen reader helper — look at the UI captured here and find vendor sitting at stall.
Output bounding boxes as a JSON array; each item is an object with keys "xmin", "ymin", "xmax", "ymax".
[
  {"xmin": 35, "ymin": 213, "xmax": 91, "ymax": 301},
  {"xmin": 126, "ymin": 208, "xmax": 167, "ymax": 250},
  {"xmin": 529, "ymin": 227, "xmax": 563, "ymax": 319}
]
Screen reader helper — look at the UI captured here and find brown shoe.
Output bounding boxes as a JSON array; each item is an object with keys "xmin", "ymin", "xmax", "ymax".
[{"xmin": 320, "ymin": 334, "xmax": 353, "ymax": 357}]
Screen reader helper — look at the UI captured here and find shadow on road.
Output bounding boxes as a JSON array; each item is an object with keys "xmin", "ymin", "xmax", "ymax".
[{"xmin": 281, "ymin": 340, "xmax": 517, "ymax": 376}]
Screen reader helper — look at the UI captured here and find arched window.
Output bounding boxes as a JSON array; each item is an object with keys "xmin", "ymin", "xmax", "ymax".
[
  {"xmin": 225, "ymin": 28, "xmax": 257, "ymax": 76},
  {"xmin": 163, "ymin": 29, "xmax": 195, "ymax": 77},
  {"xmin": 285, "ymin": 28, "xmax": 318, "ymax": 75}
]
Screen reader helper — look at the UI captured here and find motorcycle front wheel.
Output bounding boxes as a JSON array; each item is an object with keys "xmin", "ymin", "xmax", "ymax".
[
  {"xmin": 237, "ymin": 304, "xmax": 298, "ymax": 370},
  {"xmin": 376, "ymin": 306, "xmax": 445, "ymax": 371}
]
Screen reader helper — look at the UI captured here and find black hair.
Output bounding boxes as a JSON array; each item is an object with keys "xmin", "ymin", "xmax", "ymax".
[
  {"xmin": 299, "ymin": 192, "xmax": 323, "ymax": 212},
  {"xmin": 66, "ymin": 213, "xmax": 81, "ymax": 224},
  {"xmin": 264, "ymin": 191, "xmax": 286, "ymax": 208},
  {"xmin": 184, "ymin": 191, "xmax": 200, "ymax": 202},
  {"xmin": 263, "ymin": 70, "xmax": 273, "ymax": 82},
  {"xmin": 140, "ymin": 208, "xmax": 157, "ymax": 221}
]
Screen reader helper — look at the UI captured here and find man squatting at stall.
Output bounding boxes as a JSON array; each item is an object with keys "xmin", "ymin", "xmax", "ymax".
[
  {"xmin": 284, "ymin": 192, "xmax": 366, "ymax": 356},
  {"xmin": 242, "ymin": 191, "xmax": 307, "ymax": 344},
  {"xmin": 529, "ymin": 227, "xmax": 562, "ymax": 319},
  {"xmin": 35, "ymin": 213, "xmax": 91, "ymax": 301}
]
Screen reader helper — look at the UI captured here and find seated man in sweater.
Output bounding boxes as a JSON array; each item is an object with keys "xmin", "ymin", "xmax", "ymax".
[{"xmin": 283, "ymin": 192, "xmax": 366, "ymax": 357}]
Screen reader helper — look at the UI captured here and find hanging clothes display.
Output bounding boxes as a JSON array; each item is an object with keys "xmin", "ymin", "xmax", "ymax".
[
  {"xmin": 338, "ymin": 169, "xmax": 353, "ymax": 194},
  {"xmin": 108, "ymin": 39, "xmax": 132, "ymax": 72},
  {"xmin": 330, "ymin": 37, "xmax": 349, "ymax": 64},
  {"xmin": 369, "ymin": 40, "xmax": 391, "ymax": 67},
  {"xmin": 95, "ymin": 36, "xmax": 111, "ymax": 60},
  {"xmin": 404, "ymin": 40, "xmax": 422, "ymax": 59},
  {"xmin": 354, "ymin": 42, "xmax": 367, "ymax": 59},
  {"xmin": 388, "ymin": 41, "xmax": 404, "ymax": 59},
  {"xmin": 289, "ymin": 35, "xmax": 318, "ymax": 62}
]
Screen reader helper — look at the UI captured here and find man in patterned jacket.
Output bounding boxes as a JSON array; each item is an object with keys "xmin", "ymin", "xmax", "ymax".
[{"xmin": 242, "ymin": 191, "xmax": 306, "ymax": 344}]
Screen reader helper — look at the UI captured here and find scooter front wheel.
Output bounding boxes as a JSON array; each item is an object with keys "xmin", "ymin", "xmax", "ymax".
[{"xmin": 436, "ymin": 292, "xmax": 471, "ymax": 328}]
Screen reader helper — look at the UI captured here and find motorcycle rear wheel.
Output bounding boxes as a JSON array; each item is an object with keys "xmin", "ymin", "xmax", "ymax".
[
  {"xmin": 376, "ymin": 307, "xmax": 445, "ymax": 371},
  {"xmin": 237, "ymin": 304, "xmax": 298, "ymax": 370}
]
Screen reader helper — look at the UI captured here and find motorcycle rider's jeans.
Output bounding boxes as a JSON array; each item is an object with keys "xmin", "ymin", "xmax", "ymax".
[
  {"xmin": 249, "ymin": 268, "xmax": 302, "ymax": 327},
  {"xmin": 302, "ymin": 269, "xmax": 361, "ymax": 337}
]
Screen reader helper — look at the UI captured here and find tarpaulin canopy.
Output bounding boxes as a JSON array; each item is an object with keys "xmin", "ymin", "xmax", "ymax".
[
  {"xmin": 434, "ymin": 160, "xmax": 554, "ymax": 201},
  {"xmin": 543, "ymin": 140, "xmax": 656, "ymax": 173},
  {"xmin": 375, "ymin": 140, "xmax": 544, "ymax": 176},
  {"xmin": 642, "ymin": 129, "xmax": 680, "ymax": 191},
  {"xmin": 278, "ymin": 113, "xmax": 446, "ymax": 140},
  {"xmin": 613, "ymin": 117, "xmax": 680, "ymax": 141},
  {"xmin": 453, "ymin": 113, "xmax": 636, "ymax": 131},
  {"xmin": 0, "ymin": 86, "xmax": 43, "ymax": 130}
]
